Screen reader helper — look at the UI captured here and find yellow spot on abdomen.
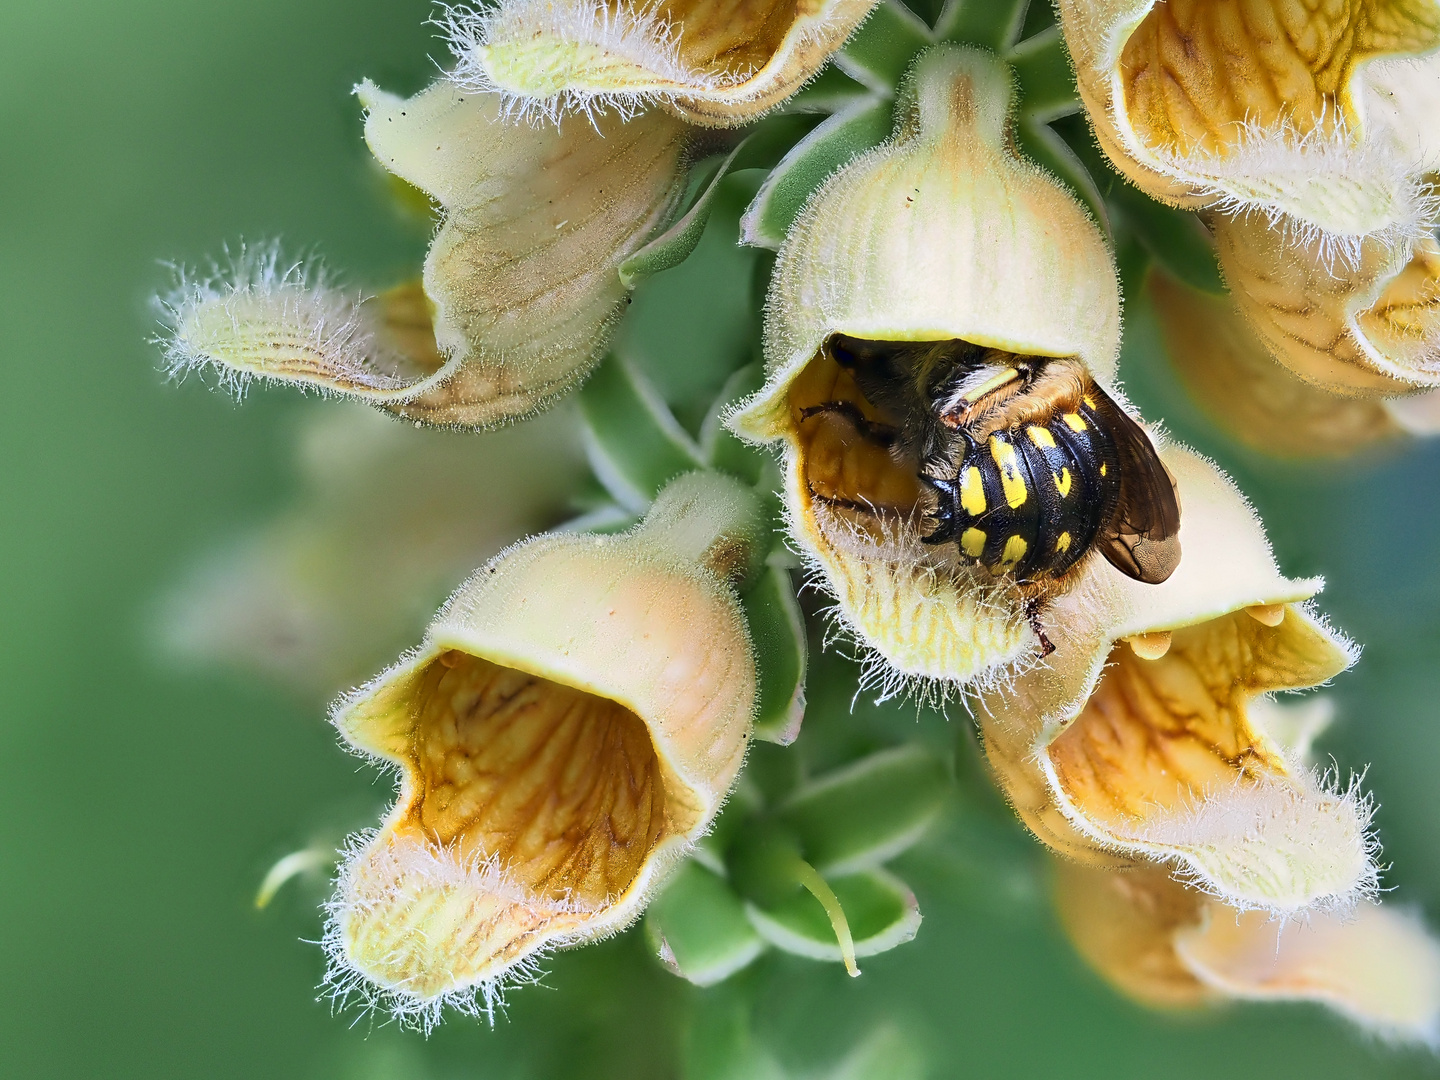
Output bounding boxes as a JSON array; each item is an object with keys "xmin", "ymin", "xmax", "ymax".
[
  {"xmin": 989, "ymin": 437, "xmax": 1028, "ymax": 508},
  {"xmin": 960, "ymin": 466, "xmax": 986, "ymax": 516},
  {"xmin": 998, "ymin": 534, "xmax": 1028, "ymax": 568},
  {"xmin": 1099, "ymin": 462, "xmax": 1108, "ymax": 477},
  {"xmin": 1062, "ymin": 413, "xmax": 1087, "ymax": 432},
  {"xmin": 1055, "ymin": 531, "xmax": 1072, "ymax": 553},
  {"xmin": 1082, "ymin": 395, "xmax": 1097, "ymax": 409},
  {"xmin": 961, "ymin": 527, "xmax": 986, "ymax": 558},
  {"xmin": 1053, "ymin": 468, "xmax": 1072, "ymax": 497},
  {"xmin": 1026, "ymin": 425, "xmax": 1056, "ymax": 449}
]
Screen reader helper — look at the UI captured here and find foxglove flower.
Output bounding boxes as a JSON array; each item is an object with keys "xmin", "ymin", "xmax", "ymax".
[{"xmin": 322, "ymin": 472, "xmax": 759, "ymax": 1024}]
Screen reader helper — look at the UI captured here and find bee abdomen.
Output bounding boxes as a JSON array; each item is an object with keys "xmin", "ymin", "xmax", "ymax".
[{"xmin": 930, "ymin": 405, "xmax": 1118, "ymax": 581}]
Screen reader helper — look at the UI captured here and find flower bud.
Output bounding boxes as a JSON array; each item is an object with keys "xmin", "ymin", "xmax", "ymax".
[
  {"xmin": 1055, "ymin": 859, "xmax": 1440, "ymax": 1045},
  {"xmin": 161, "ymin": 82, "xmax": 690, "ymax": 428},
  {"xmin": 978, "ymin": 447, "xmax": 1372, "ymax": 915},
  {"xmin": 322, "ymin": 472, "xmax": 759, "ymax": 1024},
  {"xmin": 732, "ymin": 45, "xmax": 1127, "ymax": 687},
  {"xmin": 441, "ymin": 0, "xmax": 880, "ymax": 126}
]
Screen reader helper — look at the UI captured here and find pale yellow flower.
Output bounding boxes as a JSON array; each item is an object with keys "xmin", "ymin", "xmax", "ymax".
[{"xmin": 322, "ymin": 473, "xmax": 759, "ymax": 1024}]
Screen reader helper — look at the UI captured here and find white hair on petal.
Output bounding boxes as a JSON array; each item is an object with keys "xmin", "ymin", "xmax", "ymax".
[
  {"xmin": 436, "ymin": 0, "xmax": 739, "ymax": 126},
  {"xmin": 1116, "ymin": 767, "xmax": 1382, "ymax": 917},
  {"xmin": 319, "ymin": 830, "xmax": 576, "ymax": 1033},
  {"xmin": 1173, "ymin": 113, "xmax": 1437, "ymax": 267},
  {"xmin": 154, "ymin": 240, "xmax": 410, "ymax": 399}
]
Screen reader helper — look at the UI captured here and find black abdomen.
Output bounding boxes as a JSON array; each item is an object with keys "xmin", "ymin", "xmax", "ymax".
[{"xmin": 924, "ymin": 400, "xmax": 1120, "ymax": 581}]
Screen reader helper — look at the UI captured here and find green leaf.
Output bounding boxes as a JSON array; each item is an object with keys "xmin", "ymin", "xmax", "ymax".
[
  {"xmin": 740, "ymin": 96, "xmax": 894, "ymax": 249},
  {"xmin": 745, "ymin": 868, "xmax": 921, "ymax": 963},
  {"xmin": 1006, "ymin": 26, "xmax": 1077, "ymax": 122},
  {"xmin": 777, "ymin": 744, "xmax": 950, "ymax": 875},
  {"xmin": 620, "ymin": 145, "xmax": 741, "ymax": 289},
  {"xmin": 730, "ymin": 113, "xmax": 826, "ymax": 173},
  {"xmin": 783, "ymin": 63, "xmax": 874, "ymax": 114},
  {"xmin": 700, "ymin": 362, "xmax": 769, "ymax": 485},
  {"xmin": 935, "ymin": 0, "xmax": 1030, "ymax": 51},
  {"xmin": 682, "ymin": 989, "xmax": 788, "ymax": 1080},
  {"xmin": 646, "ymin": 861, "xmax": 767, "ymax": 987},
  {"xmin": 740, "ymin": 565, "xmax": 808, "ymax": 746},
  {"xmin": 578, "ymin": 353, "xmax": 704, "ymax": 510},
  {"xmin": 826, "ymin": 1027, "xmax": 926, "ymax": 1080},
  {"xmin": 836, "ymin": 0, "xmax": 933, "ymax": 92}
]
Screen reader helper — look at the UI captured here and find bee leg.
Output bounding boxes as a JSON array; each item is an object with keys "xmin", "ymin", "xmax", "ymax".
[
  {"xmin": 798, "ymin": 401, "xmax": 897, "ymax": 447},
  {"xmin": 1023, "ymin": 597, "xmax": 1056, "ymax": 658}
]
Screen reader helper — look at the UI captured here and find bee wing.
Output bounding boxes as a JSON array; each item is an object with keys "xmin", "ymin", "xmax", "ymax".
[{"xmin": 1093, "ymin": 394, "xmax": 1181, "ymax": 584}]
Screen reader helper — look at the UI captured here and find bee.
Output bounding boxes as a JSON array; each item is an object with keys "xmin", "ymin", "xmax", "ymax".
[{"xmin": 804, "ymin": 335, "xmax": 1181, "ymax": 650}]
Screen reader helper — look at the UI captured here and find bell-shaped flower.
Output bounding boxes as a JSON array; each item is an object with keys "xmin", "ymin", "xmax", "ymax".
[
  {"xmin": 321, "ymin": 472, "xmax": 760, "ymax": 1025},
  {"xmin": 977, "ymin": 446, "xmax": 1372, "ymax": 915},
  {"xmin": 440, "ymin": 0, "xmax": 880, "ymax": 125},
  {"xmin": 1056, "ymin": 0, "xmax": 1440, "ymax": 392},
  {"xmin": 161, "ymin": 77, "xmax": 691, "ymax": 427},
  {"xmin": 732, "ymin": 45, "xmax": 1131, "ymax": 688},
  {"xmin": 1149, "ymin": 268, "xmax": 1440, "ymax": 457},
  {"xmin": 1054, "ymin": 857, "xmax": 1440, "ymax": 1046}
]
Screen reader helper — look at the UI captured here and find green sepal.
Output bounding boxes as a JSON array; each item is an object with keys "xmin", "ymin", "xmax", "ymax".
[
  {"xmin": 1006, "ymin": 26, "xmax": 1077, "ymax": 123},
  {"xmin": 836, "ymin": 1, "xmax": 933, "ymax": 92},
  {"xmin": 578, "ymin": 354, "xmax": 704, "ymax": 510},
  {"xmin": 745, "ymin": 868, "xmax": 921, "ymax": 963},
  {"xmin": 726, "ymin": 821, "xmax": 808, "ymax": 910},
  {"xmin": 682, "ymin": 987, "xmax": 788, "ymax": 1080},
  {"xmin": 935, "ymin": 0, "xmax": 1030, "ymax": 51},
  {"xmin": 620, "ymin": 145, "xmax": 743, "ymax": 289},
  {"xmin": 730, "ymin": 113, "xmax": 826, "ymax": 173},
  {"xmin": 700, "ymin": 362, "xmax": 769, "ymax": 485},
  {"xmin": 740, "ymin": 565, "xmax": 808, "ymax": 746},
  {"xmin": 740, "ymin": 97, "xmax": 894, "ymax": 249},
  {"xmin": 646, "ymin": 861, "xmax": 767, "ymax": 987},
  {"xmin": 776, "ymin": 744, "xmax": 950, "ymax": 875}
]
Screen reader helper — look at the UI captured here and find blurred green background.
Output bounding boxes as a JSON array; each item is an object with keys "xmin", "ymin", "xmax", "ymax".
[{"xmin": 3, "ymin": 1, "xmax": 1440, "ymax": 1077}]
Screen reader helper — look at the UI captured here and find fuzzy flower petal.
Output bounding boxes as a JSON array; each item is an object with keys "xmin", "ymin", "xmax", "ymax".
[
  {"xmin": 442, "ymin": 0, "xmax": 880, "ymax": 126},
  {"xmin": 1055, "ymin": 859, "xmax": 1440, "ymax": 1045},
  {"xmin": 161, "ymin": 82, "xmax": 690, "ymax": 428},
  {"xmin": 1056, "ymin": 0, "xmax": 1440, "ymax": 244},
  {"xmin": 732, "ymin": 46, "xmax": 1128, "ymax": 689},
  {"xmin": 979, "ymin": 447, "xmax": 1371, "ymax": 915},
  {"xmin": 323, "ymin": 473, "xmax": 758, "ymax": 1025}
]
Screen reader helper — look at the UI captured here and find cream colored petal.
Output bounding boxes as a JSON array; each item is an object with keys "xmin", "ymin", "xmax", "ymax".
[
  {"xmin": 1177, "ymin": 901, "xmax": 1440, "ymax": 1044},
  {"xmin": 1057, "ymin": 0, "xmax": 1440, "ymax": 239},
  {"xmin": 1214, "ymin": 213, "xmax": 1440, "ymax": 393},
  {"xmin": 159, "ymin": 403, "xmax": 586, "ymax": 696},
  {"xmin": 1359, "ymin": 49, "xmax": 1440, "ymax": 169},
  {"xmin": 1055, "ymin": 859, "xmax": 1440, "ymax": 1043},
  {"xmin": 445, "ymin": 0, "xmax": 879, "ymax": 127},
  {"xmin": 162, "ymin": 85, "xmax": 689, "ymax": 428},
  {"xmin": 324, "ymin": 474, "xmax": 758, "ymax": 1018},
  {"xmin": 728, "ymin": 47, "xmax": 1123, "ymax": 686},
  {"xmin": 1148, "ymin": 269, "xmax": 1407, "ymax": 455},
  {"xmin": 359, "ymin": 80, "xmax": 689, "ymax": 425},
  {"xmin": 979, "ymin": 447, "xmax": 1373, "ymax": 914}
]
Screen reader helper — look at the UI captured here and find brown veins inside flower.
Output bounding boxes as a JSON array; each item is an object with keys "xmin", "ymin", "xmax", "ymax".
[{"xmin": 407, "ymin": 651, "xmax": 675, "ymax": 908}]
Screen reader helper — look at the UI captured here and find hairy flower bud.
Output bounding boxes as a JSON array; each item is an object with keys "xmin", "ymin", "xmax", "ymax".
[
  {"xmin": 978, "ymin": 448, "xmax": 1373, "ymax": 915},
  {"xmin": 732, "ymin": 45, "xmax": 1129, "ymax": 688},
  {"xmin": 441, "ymin": 0, "xmax": 880, "ymax": 125},
  {"xmin": 160, "ymin": 82, "xmax": 690, "ymax": 427},
  {"xmin": 322, "ymin": 472, "xmax": 759, "ymax": 1025}
]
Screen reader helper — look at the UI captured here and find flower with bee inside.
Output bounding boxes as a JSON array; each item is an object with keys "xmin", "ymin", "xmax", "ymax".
[{"xmin": 733, "ymin": 44, "xmax": 1177, "ymax": 684}]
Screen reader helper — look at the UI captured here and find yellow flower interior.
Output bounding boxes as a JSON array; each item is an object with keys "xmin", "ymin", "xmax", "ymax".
[
  {"xmin": 1355, "ymin": 235, "xmax": 1440, "ymax": 362},
  {"xmin": 657, "ymin": 0, "xmax": 800, "ymax": 79},
  {"xmin": 786, "ymin": 348, "xmax": 927, "ymax": 539},
  {"xmin": 1119, "ymin": 0, "xmax": 1440, "ymax": 159},
  {"xmin": 1048, "ymin": 611, "xmax": 1289, "ymax": 829},
  {"xmin": 403, "ymin": 650, "xmax": 668, "ymax": 908}
]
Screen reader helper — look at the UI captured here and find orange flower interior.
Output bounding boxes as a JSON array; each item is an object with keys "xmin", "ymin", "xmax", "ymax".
[
  {"xmin": 403, "ymin": 650, "xmax": 671, "ymax": 908},
  {"xmin": 1119, "ymin": 0, "xmax": 1440, "ymax": 159},
  {"xmin": 786, "ymin": 345, "xmax": 926, "ymax": 541},
  {"xmin": 657, "ymin": 0, "xmax": 798, "ymax": 78},
  {"xmin": 1048, "ymin": 612, "xmax": 1288, "ymax": 832}
]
